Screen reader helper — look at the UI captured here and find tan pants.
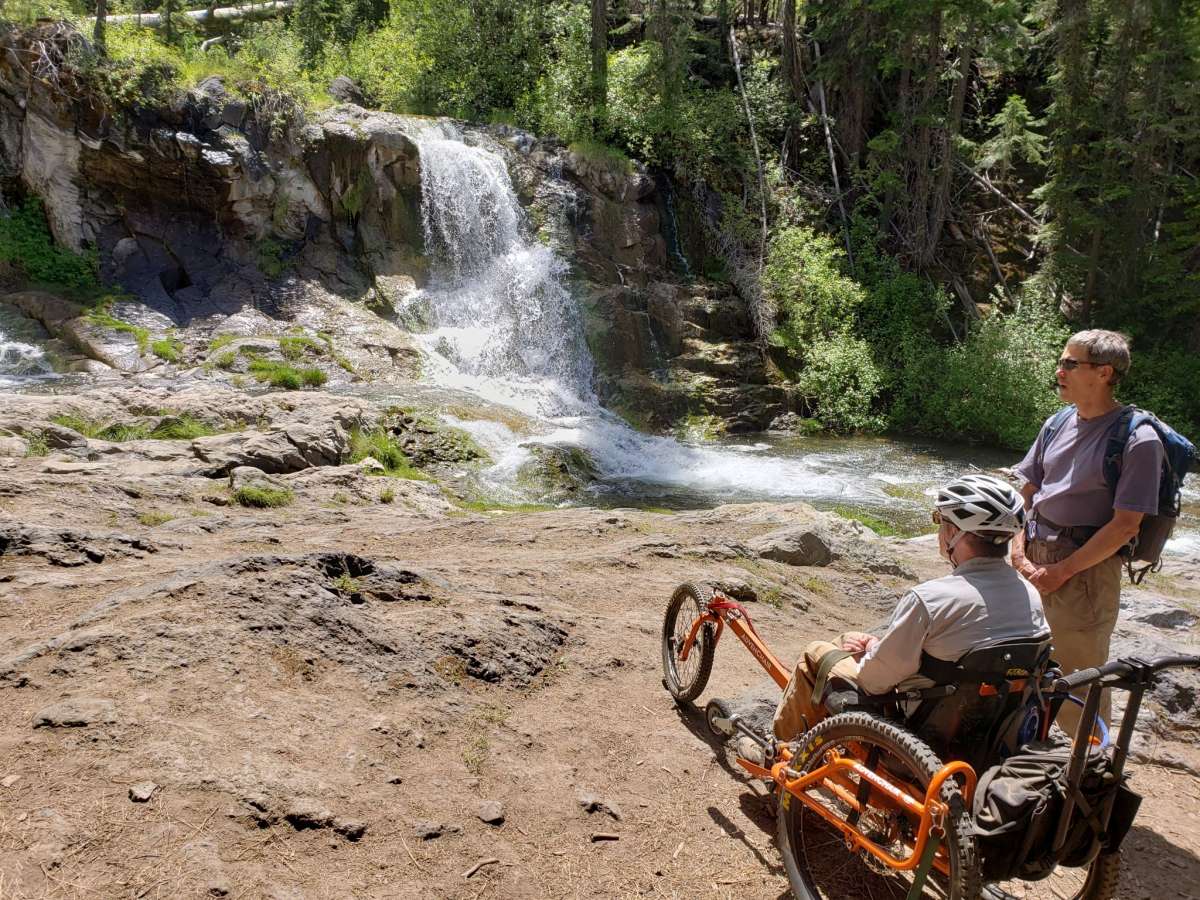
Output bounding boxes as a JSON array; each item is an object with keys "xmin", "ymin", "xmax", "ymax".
[
  {"xmin": 1027, "ymin": 540, "xmax": 1122, "ymax": 735},
  {"xmin": 773, "ymin": 635, "xmax": 863, "ymax": 741}
]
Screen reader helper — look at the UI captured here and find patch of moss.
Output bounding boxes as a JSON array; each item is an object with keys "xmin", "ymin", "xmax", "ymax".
[
  {"xmin": 208, "ymin": 334, "xmax": 236, "ymax": 352},
  {"xmin": 233, "ymin": 485, "xmax": 294, "ymax": 508},
  {"xmin": 831, "ymin": 505, "xmax": 905, "ymax": 537},
  {"xmin": 451, "ymin": 498, "xmax": 552, "ymax": 514},
  {"xmin": 150, "ymin": 415, "xmax": 221, "ymax": 440},
  {"xmin": 85, "ymin": 309, "xmax": 150, "ymax": 354},
  {"xmin": 137, "ymin": 510, "xmax": 174, "ymax": 526},
  {"xmin": 215, "ymin": 351, "xmax": 237, "ymax": 370},
  {"xmin": 674, "ymin": 413, "xmax": 727, "ymax": 442}
]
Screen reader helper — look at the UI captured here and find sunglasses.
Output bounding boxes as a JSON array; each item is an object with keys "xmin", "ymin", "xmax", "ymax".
[{"xmin": 1057, "ymin": 357, "xmax": 1105, "ymax": 371}]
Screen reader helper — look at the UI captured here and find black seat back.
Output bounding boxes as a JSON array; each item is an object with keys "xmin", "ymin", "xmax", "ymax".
[{"xmin": 907, "ymin": 637, "xmax": 1055, "ymax": 772}]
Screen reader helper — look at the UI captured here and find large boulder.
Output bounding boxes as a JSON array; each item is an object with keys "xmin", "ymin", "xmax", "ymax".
[
  {"xmin": 750, "ymin": 527, "xmax": 834, "ymax": 567},
  {"xmin": 192, "ymin": 423, "xmax": 348, "ymax": 476}
]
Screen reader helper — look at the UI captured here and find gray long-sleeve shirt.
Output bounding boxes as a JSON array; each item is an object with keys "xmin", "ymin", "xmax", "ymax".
[{"xmin": 856, "ymin": 557, "xmax": 1049, "ymax": 695}]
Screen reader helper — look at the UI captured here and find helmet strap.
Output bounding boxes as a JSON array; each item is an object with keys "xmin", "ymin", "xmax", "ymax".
[{"xmin": 946, "ymin": 527, "xmax": 967, "ymax": 566}]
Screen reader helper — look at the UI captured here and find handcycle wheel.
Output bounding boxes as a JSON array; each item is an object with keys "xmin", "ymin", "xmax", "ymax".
[
  {"xmin": 661, "ymin": 582, "xmax": 715, "ymax": 703},
  {"xmin": 981, "ymin": 850, "xmax": 1119, "ymax": 900},
  {"xmin": 777, "ymin": 712, "xmax": 980, "ymax": 900}
]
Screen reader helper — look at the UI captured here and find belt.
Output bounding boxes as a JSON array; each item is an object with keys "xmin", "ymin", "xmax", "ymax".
[{"xmin": 1028, "ymin": 511, "xmax": 1101, "ymax": 545}]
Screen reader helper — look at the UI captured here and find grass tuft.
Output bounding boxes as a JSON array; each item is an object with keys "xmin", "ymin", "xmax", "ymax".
[
  {"xmin": 151, "ymin": 335, "xmax": 183, "ymax": 363},
  {"xmin": 348, "ymin": 427, "xmax": 429, "ymax": 480},
  {"xmin": 137, "ymin": 510, "xmax": 175, "ymax": 526},
  {"xmin": 232, "ymin": 485, "xmax": 294, "ymax": 508}
]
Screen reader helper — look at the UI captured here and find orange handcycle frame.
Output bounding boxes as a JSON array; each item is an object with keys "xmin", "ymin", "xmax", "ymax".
[{"xmin": 676, "ymin": 589, "xmax": 977, "ymax": 879}]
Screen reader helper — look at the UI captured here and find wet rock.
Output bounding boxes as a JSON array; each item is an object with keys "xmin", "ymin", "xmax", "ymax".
[
  {"xmin": 386, "ymin": 411, "xmax": 488, "ymax": 468},
  {"xmin": 750, "ymin": 527, "xmax": 833, "ymax": 567},
  {"xmin": 576, "ymin": 791, "xmax": 623, "ymax": 822},
  {"xmin": 516, "ymin": 443, "xmax": 598, "ymax": 500},
  {"xmin": 476, "ymin": 800, "xmax": 505, "ymax": 825},
  {"xmin": 129, "ymin": 781, "xmax": 159, "ymax": 802},
  {"xmin": 33, "ymin": 698, "xmax": 117, "ymax": 727}
]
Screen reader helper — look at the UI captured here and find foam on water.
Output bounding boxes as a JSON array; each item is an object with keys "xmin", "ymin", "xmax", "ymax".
[{"xmin": 0, "ymin": 304, "xmax": 54, "ymax": 388}]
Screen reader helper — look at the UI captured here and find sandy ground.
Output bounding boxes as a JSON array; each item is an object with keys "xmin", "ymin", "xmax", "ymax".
[{"xmin": 1, "ymin": 455, "xmax": 1198, "ymax": 900}]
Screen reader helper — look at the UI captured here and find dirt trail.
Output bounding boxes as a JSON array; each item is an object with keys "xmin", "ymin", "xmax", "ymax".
[{"xmin": 2, "ymin": 460, "xmax": 1199, "ymax": 899}]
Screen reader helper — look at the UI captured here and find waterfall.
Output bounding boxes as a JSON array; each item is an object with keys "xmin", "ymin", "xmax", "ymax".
[
  {"xmin": 403, "ymin": 123, "xmax": 593, "ymax": 417},
  {"xmin": 0, "ymin": 304, "xmax": 54, "ymax": 387},
  {"xmin": 397, "ymin": 122, "xmax": 953, "ymax": 513}
]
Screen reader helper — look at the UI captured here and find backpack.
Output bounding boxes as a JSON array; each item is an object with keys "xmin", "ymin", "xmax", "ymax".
[
  {"xmin": 972, "ymin": 736, "xmax": 1141, "ymax": 882},
  {"xmin": 1042, "ymin": 404, "xmax": 1197, "ymax": 583}
]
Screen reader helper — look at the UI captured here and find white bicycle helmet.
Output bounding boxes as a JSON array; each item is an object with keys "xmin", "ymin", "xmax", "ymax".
[{"xmin": 934, "ymin": 473, "xmax": 1026, "ymax": 543}]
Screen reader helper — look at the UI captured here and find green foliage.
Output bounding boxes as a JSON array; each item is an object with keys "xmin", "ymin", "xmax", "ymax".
[
  {"xmin": 0, "ymin": 197, "xmax": 99, "ymax": 291},
  {"xmin": 151, "ymin": 335, "xmax": 183, "ymax": 363},
  {"xmin": 278, "ymin": 334, "xmax": 322, "ymax": 361},
  {"xmin": 831, "ymin": 505, "xmax": 903, "ymax": 537},
  {"xmin": 793, "ymin": 335, "xmax": 885, "ymax": 433},
  {"xmin": 347, "ymin": 427, "xmax": 429, "ymax": 480},
  {"xmin": 522, "ymin": 0, "xmax": 593, "ymax": 142},
  {"xmin": 379, "ymin": 485, "xmax": 396, "ymax": 504},
  {"xmin": 977, "ymin": 96, "xmax": 1047, "ymax": 177},
  {"xmin": 255, "ymin": 238, "xmax": 291, "ymax": 278},
  {"xmin": 246, "ymin": 358, "xmax": 324, "ymax": 389},
  {"xmin": 49, "ymin": 412, "xmax": 223, "ymax": 441},
  {"xmin": 233, "ymin": 485, "xmax": 295, "ymax": 508},
  {"xmin": 893, "ymin": 301, "xmax": 1070, "ymax": 450},
  {"xmin": 1120, "ymin": 347, "xmax": 1200, "ymax": 443},
  {"xmin": 765, "ymin": 226, "xmax": 865, "ymax": 351},
  {"xmin": 137, "ymin": 510, "xmax": 175, "ymax": 527},
  {"xmin": 24, "ymin": 432, "xmax": 50, "ymax": 457}
]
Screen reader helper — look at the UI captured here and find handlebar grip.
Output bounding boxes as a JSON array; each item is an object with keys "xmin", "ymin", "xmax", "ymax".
[{"xmin": 1055, "ymin": 665, "xmax": 1106, "ymax": 692}]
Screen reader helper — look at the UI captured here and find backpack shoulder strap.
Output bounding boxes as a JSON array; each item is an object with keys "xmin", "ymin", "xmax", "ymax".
[
  {"xmin": 1101, "ymin": 406, "xmax": 1142, "ymax": 492},
  {"xmin": 1039, "ymin": 406, "xmax": 1076, "ymax": 464}
]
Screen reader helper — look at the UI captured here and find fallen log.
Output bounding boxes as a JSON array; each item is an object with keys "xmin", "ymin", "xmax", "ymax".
[{"xmin": 91, "ymin": 1, "xmax": 293, "ymax": 31}]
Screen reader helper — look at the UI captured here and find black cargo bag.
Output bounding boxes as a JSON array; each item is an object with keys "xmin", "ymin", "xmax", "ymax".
[{"xmin": 972, "ymin": 737, "xmax": 1141, "ymax": 882}]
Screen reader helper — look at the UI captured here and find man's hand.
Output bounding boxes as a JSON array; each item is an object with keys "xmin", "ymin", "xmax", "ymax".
[
  {"xmin": 1012, "ymin": 554, "xmax": 1040, "ymax": 582},
  {"xmin": 1029, "ymin": 561, "xmax": 1071, "ymax": 595},
  {"xmin": 840, "ymin": 631, "xmax": 879, "ymax": 661}
]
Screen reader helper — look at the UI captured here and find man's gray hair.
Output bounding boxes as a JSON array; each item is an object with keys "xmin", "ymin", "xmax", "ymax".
[{"xmin": 1068, "ymin": 329, "xmax": 1131, "ymax": 384}]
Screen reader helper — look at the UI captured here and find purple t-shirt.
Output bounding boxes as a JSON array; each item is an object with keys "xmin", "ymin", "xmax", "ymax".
[{"xmin": 1015, "ymin": 405, "xmax": 1163, "ymax": 538}]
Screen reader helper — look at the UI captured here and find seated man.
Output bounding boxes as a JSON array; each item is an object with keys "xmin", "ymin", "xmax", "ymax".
[{"xmin": 774, "ymin": 474, "xmax": 1050, "ymax": 743}]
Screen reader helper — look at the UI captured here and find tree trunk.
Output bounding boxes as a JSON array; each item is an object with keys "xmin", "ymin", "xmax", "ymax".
[
  {"xmin": 780, "ymin": 0, "xmax": 803, "ymax": 100},
  {"xmin": 925, "ymin": 35, "xmax": 973, "ymax": 268},
  {"xmin": 93, "ymin": 0, "xmax": 107, "ymax": 52},
  {"xmin": 92, "ymin": 2, "xmax": 294, "ymax": 32},
  {"xmin": 590, "ymin": 0, "xmax": 607, "ymax": 136}
]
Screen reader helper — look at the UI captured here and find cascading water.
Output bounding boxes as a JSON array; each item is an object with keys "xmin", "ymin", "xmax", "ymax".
[
  {"xmin": 0, "ymin": 303, "xmax": 54, "ymax": 388},
  {"xmin": 401, "ymin": 122, "xmax": 593, "ymax": 417},
  {"xmin": 395, "ymin": 123, "xmax": 1023, "ymax": 519}
]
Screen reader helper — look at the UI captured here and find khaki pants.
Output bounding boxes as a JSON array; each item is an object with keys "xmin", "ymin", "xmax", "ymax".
[
  {"xmin": 1026, "ymin": 540, "xmax": 1122, "ymax": 735},
  {"xmin": 773, "ymin": 635, "xmax": 863, "ymax": 741}
]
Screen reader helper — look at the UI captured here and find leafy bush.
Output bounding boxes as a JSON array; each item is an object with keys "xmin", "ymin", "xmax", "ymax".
[
  {"xmin": 0, "ymin": 196, "xmax": 99, "ymax": 291},
  {"xmin": 765, "ymin": 226, "xmax": 865, "ymax": 352},
  {"xmin": 793, "ymin": 334, "xmax": 885, "ymax": 433},
  {"xmin": 892, "ymin": 301, "xmax": 1069, "ymax": 449},
  {"xmin": 521, "ymin": 0, "xmax": 592, "ymax": 142},
  {"xmin": 1121, "ymin": 346, "xmax": 1200, "ymax": 442}
]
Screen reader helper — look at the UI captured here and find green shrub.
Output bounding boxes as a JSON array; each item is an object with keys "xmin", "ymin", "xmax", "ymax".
[
  {"xmin": 215, "ymin": 351, "xmax": 237, "ymax": 370},
  {"xmin": 893, "ymin": 302, "xmax": 1069, "ymax": 450},
  {"xmin": 1121, "ymin": 346, "xmax": 1200, "ymax": 441},
  {"xmin": 149, "ymin": 415, "xmax": 221, "ymax": 440},
  {"xmin": 347, "ymin": 427, "xmax": 429, "ymax": 480},
  {"xmin": 24, "ymin": 432, "xmax": 50, "ymax": 457},
  {"xmin": 279, "ymin": 334, "xmax": 322, "ymax": 361},
  {"xmin": 793, "ymin": 334, "xmax": 886, "ymax": 433},
  {"xmin": 379, "ymin": 486, "xmax": 396, "ymax": 504},
  {"xmin": 765, "ymin": 227, "xmax": 866, "ymax": 353},
  {"xmin": 151, "ymin": 335, "xmax": 183, "ymax": 363},
  {"xmin": 233, "ymin": 485, "xmax": 295, "ymax": 508},
  {"xmin": 300, "ymin": 367, "xmax": 327, "ymax": 387},
  {"xmin": 0, "ymin": 196, "xmax": 100, "ymax": 292},
  {"xmin": 247, "ymin": 358, "xmax": 302, "ymax": 389}
]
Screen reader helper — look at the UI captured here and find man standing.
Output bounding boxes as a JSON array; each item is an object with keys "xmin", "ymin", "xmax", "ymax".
[{"xmin": 1012, "ymin": 330, "xmax": 1163, "ymax": 734}]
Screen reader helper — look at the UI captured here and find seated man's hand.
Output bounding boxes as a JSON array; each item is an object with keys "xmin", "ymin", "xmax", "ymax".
[{"xmin": 840, "ymin": 631, "xmax": 879, "ymax": 661}]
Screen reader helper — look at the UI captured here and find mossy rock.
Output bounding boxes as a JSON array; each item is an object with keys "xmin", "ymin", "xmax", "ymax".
[
  {"xmin": 515, "ymin": 444, "xmax": 599, "ymax": 500},
  {"xmin": 382, "ymin": 408, "xmax": 490, "ymax": 467}
]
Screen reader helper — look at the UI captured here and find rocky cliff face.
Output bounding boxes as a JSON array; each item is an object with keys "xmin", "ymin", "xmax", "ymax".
[{"xmin": 0, "ymin": 24, "xmax": 788, "ymax": 432}]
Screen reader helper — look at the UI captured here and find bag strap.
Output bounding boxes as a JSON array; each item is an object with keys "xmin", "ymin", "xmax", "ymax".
[
  {"xmin": 1100, "ymin": 406, "xmax": 1139, "ymax": 493},
  {"xmin": 811, "ymin": 649, "xmax": 853, "ymax": 704}
]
